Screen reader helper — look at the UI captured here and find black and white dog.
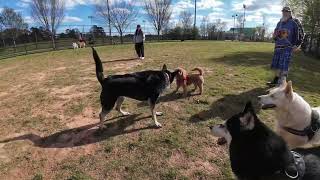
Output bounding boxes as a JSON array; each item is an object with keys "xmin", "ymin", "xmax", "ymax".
[
  {"xmin": 210, "ymin": 102, "xmax": 320, "ymax": 180},
  {"xmin": 92, "ymin": 47, "xmax": 178, "ymax": 128}
]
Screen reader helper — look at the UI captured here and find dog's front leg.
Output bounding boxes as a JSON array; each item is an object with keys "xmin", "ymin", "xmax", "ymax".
[
  {"xmin": 148, "ymin": 99, "xmax": 162, "ymax": 128},
  {"xmin": 115, "ymin": 96, "xmax": 130, "ymax": 116},
  {"xmin": 99, "ymin": 109, "xmax": 110, "ymax": 129}
]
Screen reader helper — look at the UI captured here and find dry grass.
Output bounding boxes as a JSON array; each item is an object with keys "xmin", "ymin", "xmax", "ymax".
[{"xmin": 0, "ymin": 41, "xmax": 319, "ymax": 180}]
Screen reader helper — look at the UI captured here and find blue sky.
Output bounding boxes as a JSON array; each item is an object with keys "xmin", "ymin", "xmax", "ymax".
[{"xmin": 0, "ymin": 0, "xmax": 284, "ymax": 34}]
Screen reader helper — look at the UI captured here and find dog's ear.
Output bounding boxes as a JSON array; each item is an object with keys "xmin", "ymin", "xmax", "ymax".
[
  {"xmin": 279, "ymin": 79, "xmax": 287, "ymax": 88},
  {"xmin": 162, "ymin": 64, "xmax": 168, "ymax": 71},
  {"xmin": 285, "ymin": 81, "xmax": 293, "ymax": 100},
  {"xmin": 240, "ymin": 101, "xmax": 255, "ymax": 130},
  {"xmin": 243, "ymin": 101, "xmax": 254, "ymax": 114}
]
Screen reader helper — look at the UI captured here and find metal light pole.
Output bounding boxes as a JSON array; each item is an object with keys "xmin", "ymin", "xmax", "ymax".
[
  {"xmin": 232, "ymin": 14, "xmax": 238, "ymax": 41},
  {"xmin": 243, "ymin": 4, "xmax": 246, "ymax": 39},
  {"xmin": 194, "ymin": 0, "xmax": 197, "ymax": 30}
]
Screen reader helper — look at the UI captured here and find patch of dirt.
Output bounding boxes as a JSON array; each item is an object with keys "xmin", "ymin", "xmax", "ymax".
[
  {"xmin": 169, "ymin": 149, "xmax": 222, "ymax": 178},
  {"xmin": 0, "ymin": 92, "xmax": 9, "ymax": 99},
  {"xmin": 66, "ymin": 107, "xmax": 96, "ymax": 128},
  {"xmin": 52, "ymin": 67, "xmax": 67, "ymax": 71},
  {"xmin": 162, "ymin": 102, "xmax": 181, "ymax": 112},
  {"xmin": 49, "ymin": 85, "xmax": 90, "ymax": 101},
  {"xmin": 0, "ymin": 65, "xmax": 19, "ymax": 74},
  {"xmin": 111, "ymin": 61, "xmax": 142, "ymax": 71},
  {"xmin": 0, "ymin": 144, "xmax": 10, "ymax": 163},
  {"xmin": 29, "ymin": 72, "xmax": 47, "ymax": 82}
]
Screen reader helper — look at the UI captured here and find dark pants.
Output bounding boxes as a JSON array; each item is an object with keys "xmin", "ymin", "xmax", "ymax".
[{"xmin": 135, "ymin": 43, "xmax": 144, "ymax": 57}]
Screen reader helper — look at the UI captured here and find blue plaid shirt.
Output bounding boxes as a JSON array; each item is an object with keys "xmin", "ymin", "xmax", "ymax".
[{"xmin": 274, "ymin": 18, "xmax": 299, "ymax": 47}]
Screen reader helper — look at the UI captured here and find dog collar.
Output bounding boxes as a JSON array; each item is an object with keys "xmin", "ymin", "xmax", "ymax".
[
  {"xmin": 284, "ymin": 151, "xmax": 305, "ymax": 180},
  {"xmin": 271, "ymin": 151, "xmax": 305, "ymax": 180},
  {"xmin": 283, "ymin": 110, "xmax": 320, "ymax": 140}
]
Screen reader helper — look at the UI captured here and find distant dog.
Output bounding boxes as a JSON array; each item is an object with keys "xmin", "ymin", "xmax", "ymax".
[
  {"xmin": 78, "ymin": 41, "xmax": 86, "ymax": 48},
  {"xmin": 175, "ymin": 67, "xmax": 204, "ymax": 96},
  {"xmin": 259, "ymin": 81, "xmax": 320, "ymax": 149},
  {"xmin": 210, "ymin": 101, "xmax": 320, "ymax": 180},
  {"xmin": 92, "ymin": 47, "xmax": 178, "ymax": 128},
  {"xmin": 72, "ymin": 42, "xmax": 79, "ymax": 49}
]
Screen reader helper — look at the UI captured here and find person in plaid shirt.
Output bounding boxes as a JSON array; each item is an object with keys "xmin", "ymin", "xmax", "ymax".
[{"xmin": 267, "ymin": 6, "xmax": 302, "ymax": 86}]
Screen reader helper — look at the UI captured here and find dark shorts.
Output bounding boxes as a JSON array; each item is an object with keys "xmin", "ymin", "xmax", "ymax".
[{"xmin": 271, "ymin": 47, "xmax": 293, "ymax": 72}]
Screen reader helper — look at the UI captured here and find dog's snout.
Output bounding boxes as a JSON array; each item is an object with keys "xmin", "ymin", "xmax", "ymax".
[{"xmin": 209, "ymin": 126, "xmax": 214, "ymax": 130}]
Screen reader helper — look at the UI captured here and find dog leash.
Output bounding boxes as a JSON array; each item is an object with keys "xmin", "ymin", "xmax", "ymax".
[{"xmin": 283, "ymin": 110, "xmax": 320, "ymax": 140}]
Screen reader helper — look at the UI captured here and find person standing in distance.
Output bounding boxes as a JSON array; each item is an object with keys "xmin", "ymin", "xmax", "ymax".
[
  {"xmin": 133, "ymin": 25, "xmax": 145, "ymax": 60},
  {"xmin": 267, "ymin": 6, "xmax": 304, "ymax": 86}
]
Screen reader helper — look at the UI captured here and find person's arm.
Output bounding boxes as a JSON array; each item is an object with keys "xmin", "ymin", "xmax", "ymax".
[
  {"xmin": 291, "ymin": 20, "xmax": 300, "ymax": 51},
  {"xmin": 133, "ymin": 34, "xmax": 136, "ymax": 43},
  {"xmin": 273, "ymin": 22, "xmax": 280, "ymax": 40}
]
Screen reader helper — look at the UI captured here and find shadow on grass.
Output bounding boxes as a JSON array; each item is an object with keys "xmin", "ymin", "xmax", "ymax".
[
  {"xmin": 213, "ymin": 51, "xmax": 272, "ymax": 67},
  {"xmin": 213, "ymin": 51, "xmax": 320, "ymax": 93},
  {"xmin": 0, "ymin": 114, "xmax": 158, "ymax": 148},
  {"xmin": 189, "ymin": 87, "xmax": 268, "ymax": 123}
]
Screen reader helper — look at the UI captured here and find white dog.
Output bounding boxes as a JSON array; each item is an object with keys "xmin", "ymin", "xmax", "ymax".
[
  {"xmin": 72, "ymin": 42, "xmax": 79, "ymax": 49},
  {"xmin": 259, "ymin": 81, "xmax": 320, "ymax": 149}
]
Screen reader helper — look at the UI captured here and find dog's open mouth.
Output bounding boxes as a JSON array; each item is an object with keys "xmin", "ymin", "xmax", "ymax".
[{"xmin": 261, "ymin": 104, "xmax": 276, "ymax": 110}]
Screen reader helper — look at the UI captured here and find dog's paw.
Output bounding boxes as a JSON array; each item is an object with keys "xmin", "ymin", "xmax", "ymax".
[
  {"xmin": 121, "ymin": 111, "xmax": 131, "ymax": 116},
  {"xmin": 156, "ymin": 112, "xmax": 163, "ymax": 116},
  {"xmin": 99, "ymin": 123, "xmax": 106, "ymax": 129},
  {"xmin": 155, "ymin": 122, "xmax": 162, "ymax": 128}
]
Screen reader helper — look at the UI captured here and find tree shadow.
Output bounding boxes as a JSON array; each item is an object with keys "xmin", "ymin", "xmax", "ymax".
[
  {"xmin": 213, "ymin": 51, "xmax": 272, "ymax": 67},
  {"xmin": 213, "ymin": 51, "xmax": 320, "ymax": 94},
  {"xmin": 189, "ymin": 87, "xmax": 268, "ymax": 123},
  {"xmin": 0, "ymin": 114, "xmax": 158, "ymax": 148}
]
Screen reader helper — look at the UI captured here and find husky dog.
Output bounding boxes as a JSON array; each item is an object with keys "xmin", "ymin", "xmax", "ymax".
[
  {"xmin": 92, "ymin": 47, "xmax": 178, "ymax": 128},
  {"xmin": 259, "ymin": 81, "xmax": 320, "ymax": 149},
  {"xmin": 72, "ymin": 42, "xmax": 79, "ymax": 49},
  {"xmin": 210, "ymin": 102, "xmax": 320, "ymax": 180}
]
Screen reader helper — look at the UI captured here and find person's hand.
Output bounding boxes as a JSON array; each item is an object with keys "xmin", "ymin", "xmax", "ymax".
[{"xmin": 293, "ymin": 46, "xmax": 300, "ymax": 52}]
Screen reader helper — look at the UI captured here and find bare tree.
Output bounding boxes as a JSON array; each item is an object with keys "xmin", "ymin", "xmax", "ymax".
[
  {"xmin": 0, "ymin": 7, "xmax": 28, "ymax": 49},
  {"xmin": 30, "ymin": 0, "xmax": 65, "ymax": 50},
  {"xmin": 214, "ymin": 19, "xmax": 227, "ymax": 40},
  {"xmin": 179, "ymin": 11, "xmax": 193, "ymax": 30},
  {"xmin": 200, "ymin": 16, "xmax": 209, "ymax": 39},
  {"xmin": 96, "ymin": 0, "xmax": 137, "ymax": 44},
  {"xmin": 143, "ymin": 0, "xmax": 172, "ymax": 40}
]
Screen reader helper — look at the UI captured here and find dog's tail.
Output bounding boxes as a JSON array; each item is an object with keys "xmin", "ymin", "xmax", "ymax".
[
  {"xmin": 192, "ymin": 67, "xmax": 203, "ymax": 76},
  {"xmin": 92, "ymin": 47, "xmax": 105, "ymax": 85}
]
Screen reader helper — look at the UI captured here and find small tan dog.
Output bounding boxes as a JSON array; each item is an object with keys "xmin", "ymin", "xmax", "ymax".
[{"xmin": 175, "ymin": 67, "xmax": 204, "ymax": 96}]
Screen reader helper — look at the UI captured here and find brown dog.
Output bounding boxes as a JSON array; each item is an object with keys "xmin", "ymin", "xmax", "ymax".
[{"xmin": 175, "ymin": 67, "xmax": 204, "ymax": 96}]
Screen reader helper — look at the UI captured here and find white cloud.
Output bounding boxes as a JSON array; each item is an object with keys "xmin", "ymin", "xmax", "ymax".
[
  {"xmin": 197, "ymin": 0, "xmax": 224, "ymax": 10},
  {"xmin": 63, "ymin": 16, "xmax": 83, "ymax": 23},
  {"xmin": 24, "ymin": 16, "xmax": 34, "ymax": 24},
  {"xmin": 171, "ymin": 0, "xmax": 194, "ymax": 19}
]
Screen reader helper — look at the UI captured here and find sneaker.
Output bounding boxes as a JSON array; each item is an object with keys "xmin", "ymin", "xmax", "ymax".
[
  {"xmin": 267, "ymin": 76, "xmax": 279, "ymax": 86},
  {"xmin": 141, "ymin": 57, "xmax": 145, "ymax": 60}
]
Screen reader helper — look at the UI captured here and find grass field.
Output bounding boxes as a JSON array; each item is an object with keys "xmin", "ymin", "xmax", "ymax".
[{"xmin": 0, "ymin": 41, "xmax": 320, "ymax": 180}]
